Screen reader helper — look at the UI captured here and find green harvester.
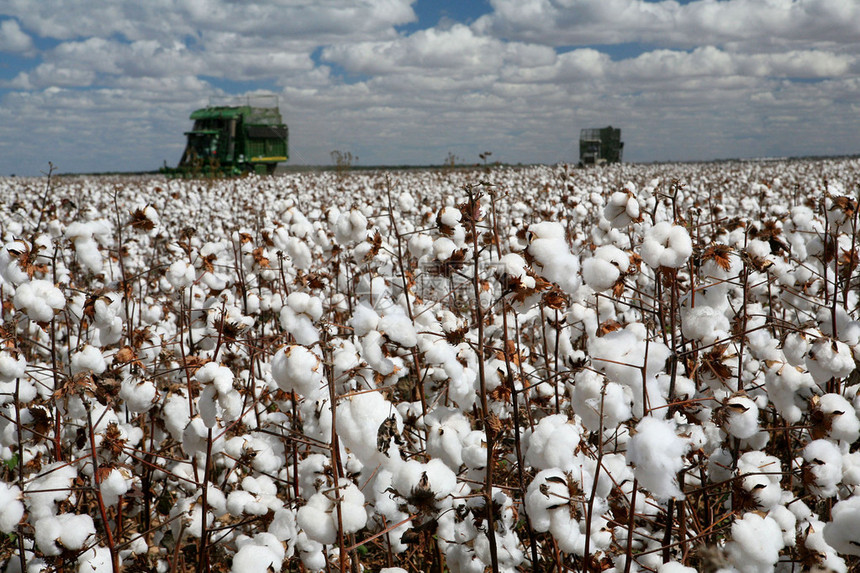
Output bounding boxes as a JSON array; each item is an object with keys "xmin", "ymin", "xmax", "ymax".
[
  {"xmin": 579, "ymin": 126, "xmax": 623, "ymax": 166},
  {"xmin": 165, "ymin": 95, "xmax": 288, "ymax": 177}
]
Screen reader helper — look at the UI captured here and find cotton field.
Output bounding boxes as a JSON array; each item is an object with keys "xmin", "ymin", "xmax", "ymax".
[{"xmin": 0, "ymin": 158, "xmax": 859, "ymax": 573}]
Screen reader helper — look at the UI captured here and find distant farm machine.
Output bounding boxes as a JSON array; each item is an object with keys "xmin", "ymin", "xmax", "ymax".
[
  {"xmin": 164, "ymin": 95, "xmax": 288, "ymax": 177},
  {"xmin": 579, "ymin": 126, "xmax": 623, "ymax": 166}
]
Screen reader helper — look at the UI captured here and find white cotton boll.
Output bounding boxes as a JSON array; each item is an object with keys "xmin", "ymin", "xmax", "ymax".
[
  {"xmin": 524, "ymin": 414, "xmax": 582, "ymax": 471},
  {"xmin": 726, "ymin": 513, "xmax": 784, "ymax": 573},
  {"xmin": 627, "ymin": 416, "xmax": 689, "ymax": 501},
  {"xmin": 351, "ymin": 302, "xmax": 380, "ymax": 336},
  {"xmin": 0, "ymin": 241, "xmax": 31, "ymax": 285},
  {"xmin": 0, "ymin": 350, "xmax": 26, "ymax": 383},
  {"xmin": 0, "ymin": 481, "xmax": 24, "ymax": 533},
  {"xmin": 581, "ymin": 258, "xmax": 619, "ymax": 292},
  {"xmin": 640, "ymin": 222, "xmax": 693, "ymax": 269},
  {"xmin": 782, "ymin": 332, "xmax": 810, "ymax": 367},
  {"xmin": 806, "ymin": 338, "xmax": 854, "ymax": 386},
  {"xmin": 524, "ymin": 469, "xmax": 569, "ymax": 532},
  {"xmin": 232, "ymin": 533, "xmax": 285, "ymax": 573},
  {"xmin": 339, "ymin": 482, "xmax": 368, "ymax": 534},
  {"xmin": 736, "ymin": 451, "xmax": 783, "ymax": 511},
  {"xmin": 603, "ymin": 189, "xmax": 640, "ymax": 228},
  {"xmin": 166, "ymin": 259, "xmax": 195, "ymax": 289},
  {"xmin": 433, "ymin": 237, "xmax": 457, "ymax": 261},
  {"xmin": 297, "ymin": 492, "xmax": 336, "ymax": 545},
  {"xmin": 378, "ymin": 306, "xmax": 418, "ymax": 347},
  {"xmin": 65, "ymin": 222, "xmax": 104, "ymax": 274},
  {"xmin": 823, "ymin": 496, "xmax": 860, "ymax": 556},
  {"xmin": 380, "ymin": 568, "xmax": 409, "ymax": 573},
  {"xmin": 527, "ymin": 221, "xmax": 581, "ymax": 295},
  {"xmin": 803, "ymin": 439, "xmax": 843, "ymax": 497},
  {"xmin": 582, "ymin": 245, "xmax": 628, "ymax": 292},
  {"xmin": 13, "ymin": 279, "xmax": 65, "ymax": 322},
  {"xmin": 719, "ymin": 396, "xmax": 759, "ymax": 440},
  {"xmin": 99, "ymin": 468, "xmax": 132, "ymax": 507},
  {"xmin": 391, "ymin": 459, "xmax": 457, "ymax": 510},
  {"xmin": 439, "ymin": 206, "xmax": 461, "ymax": 228},
  {"xmin": 119, "ymin": 376, "xmax": 157, "ymax": 413},
  {"xmin": 77, "ymin": 546, "xmax": 113, "ymax": 573},
  {"xmin": 279, "ymin": 292, "xmax": 323, "ymax": 345},
  {"xmin": 407, "ymin": 233, "xmax": 433, "ymax": 259},
  {"xmin": 270, "ymin": 345, "xmax": 325, "ymax": 399},
  {"xmin": 764, "ymin": 361, "xmax": 811, "ymax": 424},
  {"xmin": 681, "ymin": 305, "xmax": 730, "ymax": 343},
  {"xmin": 768, "ymin": 505, "xmax": 796, "ymax": 548},
  {"xmin": 570, "ymin": 369, "xmax": 632, "ymax": 432},
  {"xmin": 426, "ymin": 408, "xmax": 471, "ymax": 468},
  {"xmin": 70, "ymin": 345, "xmax": 107, "ymax": 376},
  {"xmin": 337, "ymin": 391, "xmax": 402, "ymax": 466},
  {"xmin": 34, "ymin": 513, "xmax": 96, "ymax": 555},
  {"xmin": 815, "ymin": 394, "xmax": 860, "ymax": 443},
  {"xmin": 335, "ymin": 209, "xmax": 368, "ymax": 245}
]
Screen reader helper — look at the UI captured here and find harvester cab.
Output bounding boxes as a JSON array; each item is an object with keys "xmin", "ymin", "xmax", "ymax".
[
  {"xmin": 169, "ymin": 95, "xmax": 288, "ymax": 176},
  {"xmin": 579, "ymin": 126, "xmax": 623, "ymax": 166}
]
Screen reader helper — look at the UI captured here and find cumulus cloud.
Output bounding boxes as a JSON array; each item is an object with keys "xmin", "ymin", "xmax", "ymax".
[
  {"xmin": 0, "ymin": 18, "xmax": 33, "ymax": 53},
  {"xmin": 0, "ymin": 0, "xmax": 858, "ymax": 174},
  {"xmin": 477, "ymin": 0, "xmax": 860, "ymax": 49}
]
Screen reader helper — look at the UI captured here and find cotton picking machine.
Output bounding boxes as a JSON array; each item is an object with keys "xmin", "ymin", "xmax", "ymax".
[
  {"xmin": 165, "ymin": 95, "xmax": 289, "ymax": 177},
  {"xmin": 579, "ymin": 126, "xmax": 623, "ymax": 166}
]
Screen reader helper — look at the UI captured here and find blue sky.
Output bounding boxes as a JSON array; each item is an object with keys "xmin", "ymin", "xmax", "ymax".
[{"xmin": 0, "ymin": 0, "xmax": 858, "ymax": 175}]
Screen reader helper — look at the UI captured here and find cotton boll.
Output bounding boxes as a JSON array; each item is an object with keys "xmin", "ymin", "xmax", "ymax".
[
  {"xmin": 811, "ymin": 393, "xmax": 860, "ymax": 443},
  {"xmin": 736, "ymin": 451, "xmax": 783, "ymax": 510},
  {"xmin": 640, "ymin": 222, "xmax": 693, "ymax": 269},
  {"xmin": 232, "ymin": 533, "xmax": 285, "ymax": 573},
  {"xmin": 806, "ymin": 338, "xmax": 854, "ymax": 386},
  {"xmin": 166, "ymin": 259, "xmax": 195, "ymax": 289},
  {"xmin": 119, "ymin": 376, "xmax": 157, "ymax": 413},
  {"xmin": 581, "ymin": 253, "xmax": 621, "ymax": 292},
  {"xmin": 626, "ymin": 416, "xmax": 689, "ymax": 501},
  {"xmin": 802, "ymin": 439, "xmax": 843, "ymax": 497},
  {"xmin": 34, "ymin": 513, "xmax": 96, "ymax": 555},
  {"xmin": 603, "ymin": 189, "xmax": 641, "ymax": 228},
  {"xmin": 0, "ymin": 350, "xmax": 26, "ymax": 384},
  {"xmin": 337, "ymin": 390, "xmax": 403, "ymax": 466},
  {"xmin": 378, "ymin": 305, "xmax": 418, "ymax": 347},
  {"xmin": 764, "ymin": 361, "xmax": 812, "ymax": 424},
  {"xmin": 99, "ymin": 467, "xmax": 133, "ymax": 507},
  {"xmin": 823, "ymin": 496, "xmax": 860, "ymax": 556},
  {"xmin": 726, "ymin": 513, "xmax": 784, "ymax": 573},
  {"xmin": 13, "ymin": 279, "xmax": 65, "ymax": 323},
  {"xmin": 335, "ymin": 209, "xmax": 368, "ymax": 245},
  {"xmin": 351, "ymin": 302, "xmax": 380, "ymax": 336},
  {"xmin": 407, "ymin": 233, "xmax": 433, "ymax": 259},
  {"xmin": 77, "ymin": 546, "xmax": 113, "ymax": 573},
  {"xmin": 279, "ymin": 292, "xmax": 322, "ymax": 345},
  {"xmin": 681, "ymin": 305, "xmax": 730, "ymax": 343},
  {"xmin": 570, "ymin": 369, "xmax": 632, "ymax": 432},
  {"xmin": 425, "ymin": 407, "xmax": 471, "ymax": 469},
  {"xmin": 527, "ymin": 222, "xmax": 581, "ymax": 295},
  {"xmin": 525, "ymin": 469, "xmax": 570, "ymax": 532},
  {"xmin": 391, "ymin": 458, "xmax": 457, "ymax": 512},
  {"xmin": 524, "ymin": 414, "xmax": 582, "ymax": 471},
  {"xmin": 270, "ymin": 345, "xmax": 325, "ymax": 399},
  {"xmin": 433, "ymin": 237, "xmax": 457, "ymax": 261},
  {"xmin": 0, "ymin": 481, "xmax": 24, "ymax": 533},
  {"xmin": 717, "ymin": 396, "xmax": 759, "ymax": 440},
  {"xmin": 70, "ymin": 345, "xmax": 107, "ymax": 376}
]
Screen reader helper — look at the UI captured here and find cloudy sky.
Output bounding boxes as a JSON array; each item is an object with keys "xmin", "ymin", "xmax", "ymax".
[{"xmin": 1, "ymin": 0, "xmax": 858, "ymax": 175}]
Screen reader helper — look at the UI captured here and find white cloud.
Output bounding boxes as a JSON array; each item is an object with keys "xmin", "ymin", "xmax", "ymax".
[
  {"xmin": 477, "ymin": 0, "xmax": 860, "ymax": 49},
  {"xmin": 0, "ymin": 0, "xmax": 858, "ymax": 175},
  {"xmin": 0, "ymin": 18, "xmax": 34, "ymax": 53}
]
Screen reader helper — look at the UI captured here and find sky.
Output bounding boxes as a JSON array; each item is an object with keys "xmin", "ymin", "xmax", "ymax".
[{"xmin": 0, "ymin": 0, "xmax": 858, "ymax": 176}]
